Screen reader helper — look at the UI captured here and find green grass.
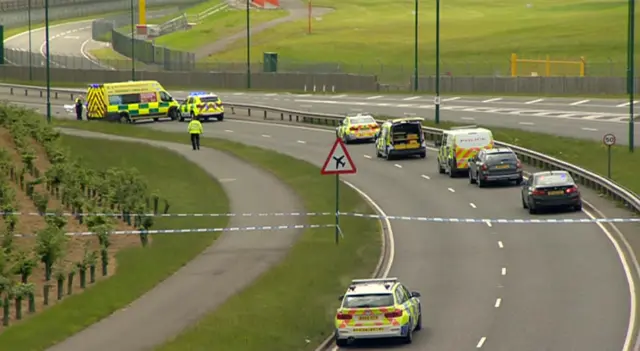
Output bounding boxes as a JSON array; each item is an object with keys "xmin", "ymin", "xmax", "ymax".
[
  {"xmin": 201, "ymin": 0, "xmax": 635, "ymax": 82},
  {"xmin": 51, "ymin": 119, "xmax": 382, "ymax": 351},
  {"xmin": 153, "ymin": 8, "xmax": 287, "ymax": 52},
  {"xmin": 147, "ymin": 0, "xmax": 224, "ymax": 25},
  {"xmin": 0, "ymin": 134, "xmax": 230, "ymax": 350},
  {"xmin": 88, "ymin": 47, "xmax": 154, "ymax": 70}
]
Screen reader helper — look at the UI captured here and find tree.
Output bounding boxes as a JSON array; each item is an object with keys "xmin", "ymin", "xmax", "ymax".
[
  {"xmin": 45, "ymin": 208, "xmax": 68, "ymax": 230},
  {"xmin": 11, "ymin": 250, "xmax": 37, "ymax": 283},
  {"xmin": 36, "ymin": 225, "xmax": 67, "ymax": 281},
  {"xmin": 94, "ymin": 224, "xmax": 113, "ymax": 276}
]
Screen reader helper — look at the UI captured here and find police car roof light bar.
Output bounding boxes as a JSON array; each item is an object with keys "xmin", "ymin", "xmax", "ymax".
[
  {"xmin": 189, "ymin": 91, "xmax": 208, "ymax": 96},
  {"xmin": 351, "ymin": 278, "xmax": 398, "ymax": 285}
]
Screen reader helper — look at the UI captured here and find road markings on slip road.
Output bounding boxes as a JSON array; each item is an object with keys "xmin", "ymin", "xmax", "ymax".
[
  {"xmin": 482, "ymin": 97, "xmax": 502, "ymax": 103},
  {"xmin": 518, "ymin": 122, "xmax": 535, "ymax": 126},
  {"xmin": 616, "ymin": 100, "xmax": 638, "ymax": 107},
  {"xmin": 570, "ymin": 99, "xmax": 590, "ymax": 105},
  {"xmin": 443, "ymin": 97, "xmax": 461, "ymax": 102},
  {"xmin": 525, "ymin": 98, "xmax": 544, "ymax": 104},
  {"xmin": 364, "ymin": 155, "xmax": 372, "ymax": 159},
  {"xmin": 297, "ymin": 140, "xmax": 306, "ymax": 144},
  {"xmin": 448, "ymin": 188, "xmax": 455, "ymax": 193},
  {"xmin": 403, "ymin": 96, "xmax": 421, "ymax": 101},
  {"xmin": 469, "ymin": 203, "xmax": 477, "ymax": 208},
  {"xmin": 367, "ymin": 95, "xmax": 383, "ymax": 100},
  {"xmin": 494, "ymin": 298, "xmax": 502, "ymax": 308},
  {"xmin": 421, "ymin": 174, "xmax": 430, "ymax": 180},
  {"xmin": 394, "ymin": 164, "xmax": 402, "ymax": 169},
  {"xmin": 224, "ymin": 130, "xmax": 233, "ymax": 132},
  {"xmin": 477, "ymin": 337, "xmax": 487, "ymax": 348},
  {"xmin": 501, "ymin": 267, "xmax": 507, "ymax": 275},
  {"xmin": 498, "ymin": 241, "xmax": 504, "ymax": 248},
  {"xmin": 261, "ymin": 134, "xmax": 271, "ymax": 138},
  {"xmin": 485, "ymin": 221, "xmax": 493, "ymax": 227},
  {"xmin": 581, "ymin": 127, "xmax": 599, "ymax": 132}
]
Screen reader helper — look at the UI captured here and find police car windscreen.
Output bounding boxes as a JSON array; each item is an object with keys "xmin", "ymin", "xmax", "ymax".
[
  {"xmin": 199, "ymin": 96, "xmax": 219, "ymax": 103},
  {"xmin": 351, "ymin": 116, "xmax": 375, "ymax": 125},
  {"xmin": 343, "ymin": 294, "xmax": 394, "ymax": 308}
]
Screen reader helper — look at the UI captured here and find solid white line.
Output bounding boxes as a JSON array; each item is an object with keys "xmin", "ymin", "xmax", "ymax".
[
  {"xmin": 364, "ymin": 155, "xmax": 372, "ymax": 159},
  {"xmin": 367, "ymin": 95, "xmax": 383, "ymax": 100},
  {"xmin": 333, "ymin": 94, "xmax": 347, "ymax": 98},
  {"xmin": 224, "ymin": 130, "xmax": 233, "ymax": 132},
  {"xmin": 494, "ymin": 298, "xmax": 502, "ymax": 307},
  {"xmin": 477, "ymin": 337, "xmax": 487, "ymax": 348},
  {"xmin": 403, "ymin": 96, "xmax": 420, "ymax": 101},
  {"xmin": 483, "ymin": 97, "xmax": 502, "ymax": 103},
  {"xmin": 421, "ymin": 174, "xmax": 430, "ymax": 180},
  {"xmin": 297, "ymin": 140, "xmax": 306, "ymax": 144},
  {"xmin": 616, "ymin": 101, "xmax": 637, "ymax": 107},
  {"xmin": 261, "ymin": 134, "xmax": 271, "ymax": 138},
  {"xmin": 443, "ymin": 97, "xmax": 460, "ymax": 102},
  {"xmin": 497, "ymin": 241, "xmax": 504, "ymax": 248},
  {"xmin": 394, "ymin": 164, "xmax": 402, "ymax": 168},
  {"xmin": 265, "ymin": 93, "xmax": 277, "ymax": 96},
  {"xmin": 570, "ymin": 99, "xmax": 590, "ymax": 106},
  {"xmin": 519, "ymin": 122, "xmax": 535, "ymax": 125},
  {"xmin": 448, "ymin": 188, "xmax": 455, "ymax": 193},
  {"xmin": 469, "ymin": 203, "xmax": 477, "ymax": 208},
  {"xmin": 581, "ymin": 127, "xmax": 599, "ymax": 131},
  {"xmin": 501, "ymin": 267, "xmax": 507, "ymax": 275},
  {"xmin": 525, "ymin": 98, "xmax": 544, "ymax": 104}
]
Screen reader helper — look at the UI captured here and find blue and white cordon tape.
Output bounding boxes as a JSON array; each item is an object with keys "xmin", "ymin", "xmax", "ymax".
[{"xmin": 1, "ymin": 211, "xmax": 638, "ymax": 224}]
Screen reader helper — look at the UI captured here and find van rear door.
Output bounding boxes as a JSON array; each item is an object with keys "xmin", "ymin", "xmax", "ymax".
[
  {"xmin": 454, "ymin": 131, "xmax": 493, "ymax": 168},
  {"xmin": 86, "ymin": 84, "xmax": 107, "ymax": 119},
  {"xmin": 391, "ymin": 122, "xmax": 423, "ymax": 150}
]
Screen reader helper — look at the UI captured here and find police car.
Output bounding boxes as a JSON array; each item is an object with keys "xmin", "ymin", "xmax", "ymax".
[
  {"xmin": 336, "ymin": 113, "xmax": 380, "ymax": 144},
  {"xmin": 178, "ymin": 92, "xmax": 224, "ymax": 122},
  {"xmin": 334, "ymin": 278, "xmax": 422, "ymax": 347}
]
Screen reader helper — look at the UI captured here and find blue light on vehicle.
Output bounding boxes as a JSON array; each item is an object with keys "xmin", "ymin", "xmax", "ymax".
[
  {"xmin": 89, "ymin": 84, "xmax": 100, "ymax": 88},
  {"xmin": 189, "ymin": 91, "xmax": 208, "ymax": 96}
]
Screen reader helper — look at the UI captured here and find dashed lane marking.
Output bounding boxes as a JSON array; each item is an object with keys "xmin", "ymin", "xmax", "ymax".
[
  {"xmin": 367, "ymin": 95, "xmax": 383, "ymax": 100},
  {"xmin": 403, "ymin": 96, "xmax": 421, "ymax": 101},
  {"xmin": 364, "ymin": 155, "xmax": 372, "ymax": 159},
  {"xmin": 394, "ymin": 164, "xmax": 402, "ymax": 168},
  {"xmin": 501, "ymin": 267, "xmax": 507, "ymax": 275},
  {"xmin": 498, "ymin": 241, "xmax": 504, "ymax": 248},
  {"xmin": 421, "ymin": 174, "xmax": 430, "ymax": 180},
  {"xmin": 469, "ymin": 203, "xmax": 477, "ymax": 208},
  {"xmin": 477, "ymin": 337, "xmax": 487, "ymax": 348},
  {"xmin": 448, "ymin": 188, "xmax": 455, "ymax": 193},
  {"xmin": 525, "ymin": 98, "xmax": 544, "ymax": 104},
  {"xmin": 494, "ymin": 298, "xmax": 502, "ymax": 308},
  {"xmin": 570, "ymin": 99, "xmax": 590, "ymax": 106},
  {"xmin": 482, "ymin": 98, "xmax": 502, "ymax": 103}
]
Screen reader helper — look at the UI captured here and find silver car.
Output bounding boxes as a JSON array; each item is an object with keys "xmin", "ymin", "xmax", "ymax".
[{"xmin": 468, "ymin": 148, "xmax": 523, "ymax": 187}]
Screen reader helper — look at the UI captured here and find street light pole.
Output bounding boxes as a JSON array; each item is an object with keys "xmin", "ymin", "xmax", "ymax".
[
  {"xmin": 130, "ymin": 0, "xmax": 135, "ymax": 81},
  {"xmin": 434, "ymin": 0, "xmax": 440, "ymax": 124},
  {"xmin": 246, "ymin": 0, "xmax": 251, "ymax": 89},
  {"xmin": 627, "ymin": 0, "xmax": 635, "ymax": 152},
  {"xmin": 45, "ymin": 0, "xmax": 51, "ymax": 123},
  {"xmin": 28, "ymin": 0, "xmax": 32, "ymax": 81},
  {"xmin": 413, "ymin": 0, "xmax": 418, "ymax": 91}
]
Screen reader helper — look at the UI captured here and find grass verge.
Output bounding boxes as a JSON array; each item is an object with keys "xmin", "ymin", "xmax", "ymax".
[
  {"xmin": 0, "ymin": 132, "xmax": 230, "ymax": 350},
  {"xmin": 52, "ymin": 119, "xmax": 382, "ymax": 350}
]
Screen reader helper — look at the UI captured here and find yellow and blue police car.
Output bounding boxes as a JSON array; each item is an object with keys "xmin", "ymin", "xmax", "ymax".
[
  {"xmin": 335, "ymin": 113, "xmax": 380, "ymax": 144},
  {"xmin": 334, "ymin": 278, "xmax": 422, "ymax": 347},
  {"xmin": 178, "ymin": 92, "xmax": 224, "ymax": 122}
]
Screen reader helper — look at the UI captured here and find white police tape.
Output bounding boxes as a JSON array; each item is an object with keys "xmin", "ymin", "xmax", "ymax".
[
  {"xmin": 11, "ymin": 224, "xmax": 336, "ymax": 238},
  {"xmin": 1, "ymin": 211, "xmax": 639, "ymax": 223}
]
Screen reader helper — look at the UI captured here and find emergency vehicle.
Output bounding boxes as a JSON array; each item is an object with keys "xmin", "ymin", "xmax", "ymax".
[
  {"xmin": 435, "ymin": 126, "xmax": 494, "ymax": 177},
  {"xmin": 336, "ymin": 113, "xmax": 379, "ymax": 143},
  {"xmin": 375, "ymin": 117, "xmax": 427, "ymax": 160},
  {"xmin": 335, "ymin": 278, "xmax": 422, "ymax": 347},
  {"xmin": 178, "ymin": 92, "xmax": 224, "ymax": 122},
  {"xmin": 85, "ymin": 80, "xmax": 179, "ymax": 123}
]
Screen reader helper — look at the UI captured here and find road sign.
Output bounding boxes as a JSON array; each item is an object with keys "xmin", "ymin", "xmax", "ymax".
[
  {"xmin": 434, "ymin": 96, "xmax": 441, "ymax": 105},
  {"xmin": 321, "ymin": 138, "xmax": 357, "ymax": 175},
  {"xmin": 603, "ymin": 133, "xmax": 616, "ymax": 146}
]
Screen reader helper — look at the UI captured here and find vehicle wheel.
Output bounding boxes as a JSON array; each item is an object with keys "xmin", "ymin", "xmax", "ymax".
[
  {"xmin": 515, "ymin": 177, "xmax": 523, "ymax": 185},
  {"xmin": 437, "ymin": 161, "xmax": 445, "ymax": 174},
  {"xmin": 528, "ymin": 201, "xmax": 537, "ymax": 214},
  {"xmin": 469, "ymin": 170, "xmax": 476, "ymax": 184},
  {"xmin": 217, "ymin": 113, "xmax": 224, "ymax": 121},
  {"xmin": 574, "ymin": 202, "xmax": 583, "ymax": 211},
  {"xmin": 419, "ymin": 152, "xmax": 426, "ymax": 159},
  {"xmin": 119, "ymin": 113, "xmax": 129, "ymax": 123},
  {"xmin": 477, "ymin": 177, "xmax": 485, "ymax": 188},
  {"xmin": 522, "ymin": 196, "xmax": 528, "ymax": 209},
  {"xmin": 168, "ymin": 108, "xmax": 178, "ymax": 121},
  {"xmin": 335, "ymin": 335, "xmax": 348, "ymax": 347},
  {"xmin": 415, "ymin": 313, "xmax": 422, "ymax": 331},
  {"xmin": 153, "ymin": 118, "xmax": 159, "ymax": 122},
  {"xmin": 402, "ymin": 322, "xmax": 413, "ymax": 344},
  {"xmin": 204, "ymin": 117, "xmax": 210, "ymax": 122}
]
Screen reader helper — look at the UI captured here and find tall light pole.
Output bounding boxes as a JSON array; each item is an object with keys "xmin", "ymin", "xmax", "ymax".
[
  {"xmin": 434, "ymin": 0, "xmax": 440, "ymax": 124},
  {"xmin": 28, "ymin": 0, "xmax": 32, "ymax": 80},
  {"xmin": 130, "ymin": 0, "xmax": 135, "ymax": 81},
  {"xmin": 45, "ymin": 0, "xmax": 51, "ymax": 123},
  {"xmin": 246, "ymin": 0, "xmax": 251, "ymax": 89},
  {"xmin": 413, "ymin": 0, "xmax": 418, "ymax": 91},
  {"xmin": 627, "ymin": 0, "xmax": 635, "ymax": 152}
]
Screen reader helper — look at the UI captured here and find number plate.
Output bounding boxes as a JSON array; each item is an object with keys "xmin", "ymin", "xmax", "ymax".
[
  {"xmin": 358, "ymin": 316, "xmax": 378, "ymax": 320},
  {"xmin": 548, "ymin": 190, "xmax": 564, "ymax": 195},
  {"xmin": 496, "ymin": 165, "xmax": 510, "ymax": 169},
  {"xmin": 354, "ymin": 328, "xmax": 384, "ymax": 332}
]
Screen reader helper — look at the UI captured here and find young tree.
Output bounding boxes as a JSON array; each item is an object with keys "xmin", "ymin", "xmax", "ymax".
[
  {"xmin": 11, "ymin": 250, "xmax": 38, "ymax": 283},
  {"xmin": 36, "ymin": 226, "xmax": 67, "ymax": 281}
]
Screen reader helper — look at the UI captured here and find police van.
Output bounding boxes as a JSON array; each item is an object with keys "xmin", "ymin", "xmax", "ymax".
[{"xmin": 435, "ymin": 126, "xmax": 494, "ymax": 177}]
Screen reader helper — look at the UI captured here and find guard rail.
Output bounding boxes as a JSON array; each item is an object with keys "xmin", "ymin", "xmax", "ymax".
[{"xmin": 0, "ymin": 82, "xmax": 638, "ymax": 216}]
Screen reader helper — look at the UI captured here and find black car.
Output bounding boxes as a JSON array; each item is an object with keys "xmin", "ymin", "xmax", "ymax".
[
  {"xmin": 468, "ymin": 148, "xmax": 523, "ymax": 187},
  {"xmin": 521, "ymin": 170, "xmax": 582, "ymax": 214}
]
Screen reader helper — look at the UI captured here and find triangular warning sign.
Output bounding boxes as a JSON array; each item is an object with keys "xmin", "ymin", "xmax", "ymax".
[{"xmin": 321, "ymin": 138, "xmax": 357, "ymax": 175}]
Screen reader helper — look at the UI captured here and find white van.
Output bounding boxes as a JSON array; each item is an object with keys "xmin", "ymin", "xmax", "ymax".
[{"xmin": 435, "ymin": 126, "xmax": 494, "ymax": 177}]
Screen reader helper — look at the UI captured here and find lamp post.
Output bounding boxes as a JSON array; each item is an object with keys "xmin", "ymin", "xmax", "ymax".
[
  {"xmin": 45, "ymin": 0, "xmax": 51, "ymax": 123},
  {"xmin": 434, "ymin": 0, "xmax": 440, "ymax": 124},
  {"xmin": 28, "ymin": 0, "xmax": 32, "ymax": 80},
  {"xmin": 130, "ymin": 0, "xmax": 135, "ymax": 81},
  {"xmin": 627, "ymin": 0, "xmax": 635, "ymax": 152},
  {"xmin": 413, "ymin": 0, "xmax": 418, "ymax": 91},
  {"xmin": 246, "ymin": 0, "xmax": 251, "ymax": 89}
]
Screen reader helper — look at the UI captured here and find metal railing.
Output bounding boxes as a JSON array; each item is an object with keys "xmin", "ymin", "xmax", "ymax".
[{"xmin": 0, "ymin": 82, "xmax": 638, "ymax": 216}]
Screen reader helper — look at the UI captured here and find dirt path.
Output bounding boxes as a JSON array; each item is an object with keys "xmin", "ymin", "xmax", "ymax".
[{"xmin": 194, "ymin": 0, "xmax": 333, "ymax": 59}]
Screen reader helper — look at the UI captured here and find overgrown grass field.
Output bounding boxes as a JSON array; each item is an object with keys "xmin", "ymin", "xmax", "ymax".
[
  {"xmin": 207, "ymin": 0, "xmax": 633, "ymax": 80},
  {"xmin": 52, "ymin": 120, "xmax": 382, "ymax": 350}
]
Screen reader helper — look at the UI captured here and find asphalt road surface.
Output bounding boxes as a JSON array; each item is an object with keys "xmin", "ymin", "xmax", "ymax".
[{"xmin": 7, "ymin": 91, "xmax": 633, "ymax": 350}]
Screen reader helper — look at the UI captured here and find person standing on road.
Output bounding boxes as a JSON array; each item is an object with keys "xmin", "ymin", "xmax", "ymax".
[
  {"xmin": 187, "ymin": 117, "xmax": 203, "ymax": 150},
  {"xmin": 74, "ymin": 96, "xmax": 84, "ymax": 121}
]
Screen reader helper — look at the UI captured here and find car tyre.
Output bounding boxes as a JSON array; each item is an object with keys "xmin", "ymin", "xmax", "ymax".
[
  {"xmin": 335, "ymin": 336, "xmax": 348, "ymax": 347},
  {"xmin": 522, "ymin": 196, "xmax": 528, "ymax": 209},
  {"xmin": 179, "ymin": 112, "xmax": 185, "ymax": 122},
  {"xmin": 415, "ymin": 313, "xmax": 422, "ymax": 331},
  {"xmin": 402, "ymin": 322, "xmax": 413, "ymax": 344},
  {"xmin": 574, "ymin": 202, "xmax": 583, "ymax": 211},
  {"xmin": 437, "ymin": 160, "xmax": 445, "ymax": 174},
  {"xmin": 419, "ymin": 152, "xmax": 426, "ymax": 159},
  {"xmin": 528, "ymin": 201, "xmax": 537, "ymax": 214},
  {"xmin": 217, "ymin": 113, "xmax": 224, "ymax": 121},
  {"xmin": 169, "ymin": 108, "xmax": 178, "ymax": 121},
  {"xmin": 477, "ymin": 176, "xmax": 485, "ymax": 188},
  {"xmin": 469, "ymin": 170, "xmax": 476, "ymax": 184},
  {"xmin": 515, "ymin": 177, "xmax": 523, "ymax": 185}
]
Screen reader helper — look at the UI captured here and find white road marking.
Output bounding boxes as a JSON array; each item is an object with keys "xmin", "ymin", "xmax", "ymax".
[
  {"xmin": 421, "ymin": 174, "xmax": 430, "ymax": 180},
  {"xmin": 477, "ymin": 337, "xmax": 487, "ymax": 348},
  {"xmin": 443, "ymin": 97, "xmax": 460, "ymax": 102},
  {"xmin": 403, "ymin": 96, "xmax": 421, "ymax": 101},
  {"xmin": 297, "ymin": 140, "xmax": 306, "ymax": 144},
  {"xmin": 498, "ymin": 241, "xmax": 504, "ymax": 248},
  {"xmin": 447, "ymin": 188, "xmax": 455, "ymax": 193},
  {"xmin": 63, "ymin": 36, "xmax": 80, "ymax": 39},
  {"xmin": 482, "ymin": 97, "xmax": 502, "ymax": 103},
  {"xmin": 518, "ymin": 122, "xmax": 535, "ymax": 125},
  {"xmin": 494, "ymin": 298, "xmax": 502, "ymax": 308},
  {"xmin": 616, "ymin": 101, "xmax": 637, "ymax": 107},
  {"xmin": 394, "ymin": 164, "xmax": 402, "ymax": 168},
  {"xmin": 461, "ymin": 117, "xmax": 475, "ymax": 120},
  {"xmin": 232, "ymin": 92, "xmax": 244, "ymax": 95},
  {"xmin": 265, "ymin": 93, "xmax": 277, "ymax": 96},
  {"xmin": 485, "ymin": 221, "xmax": 492, "ymax": 227},
  {"xmin": 333, "ymin": 94, "xmax": 347, "ymax": 98},
  {"xmin": 581, "ymin": 127, "xmax": 599, "ymax": 131},
  {"xmin": 364, "ymin": 155, "xmax": 372, "ymax": 159},
  {"xmin": 367, "ymin": 95, "xmax": 383, "ymax": 100},
  {"xmin": 525, "ymin": 98, "xmax": 544, "ymax": 104},
  {"xmin": 501, "ymin": 267, "xmax": 507, "ymax": 275},
  {"xmin": 261, "ymin": 134, "xmax": 271, "ymax": 138},
  {"xmin": 219, "ymin": 178, "xmax": 236, "ymax": 182},
  {"xmin": 469, "ymin": 203, "xmax": 477, "ymax": 208},
  {"xmin": 224, "ymin": 129, "xmax": 233, "ymax": 132},
  {"xmin": 570, "ymin": 99, "xmax": 590, "ymax": 106}
]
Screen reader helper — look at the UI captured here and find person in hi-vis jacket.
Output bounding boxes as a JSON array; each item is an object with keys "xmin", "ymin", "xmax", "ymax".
[
  {"xmin": 74, "ymin": 96, "xmax": 84, "ymax": 120},
  {"xmin": 187, "ymin": 117, "xmax": 203, "ymax": 150}
]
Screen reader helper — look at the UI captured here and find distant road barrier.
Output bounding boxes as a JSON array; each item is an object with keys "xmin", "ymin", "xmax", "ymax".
[{"xmin": 0, "ymin": 82, "xmax": 636, "ymax": 216}]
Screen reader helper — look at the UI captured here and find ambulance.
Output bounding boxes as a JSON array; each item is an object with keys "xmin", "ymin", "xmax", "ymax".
[{"xmin": 435, "ymin": 126, "xmax": 494, "ymax": 177}]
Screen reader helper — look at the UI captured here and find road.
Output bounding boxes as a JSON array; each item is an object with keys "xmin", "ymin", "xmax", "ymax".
[{"xmin": 7, "ymin": 91, "xmax": 634, "ymax": 350}]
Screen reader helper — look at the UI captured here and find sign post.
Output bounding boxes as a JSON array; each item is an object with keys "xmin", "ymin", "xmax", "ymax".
[
  {"xmin": 603, "ymin": 133, "xmax": 616, "ymax": 179},
  {"xmin": 321, "ymin": 138, "xmax": 357, "ymax": 244}
]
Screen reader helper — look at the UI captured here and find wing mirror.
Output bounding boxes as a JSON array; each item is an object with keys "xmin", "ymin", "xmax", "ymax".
[
  {"xmin": 434, "ymin": 140, "xmax": 442, "ymax": 147},
  {"xmin": 338, "ymin": 121, "xmax": 343, "ymax": 126},
  {"xmin": 410, "ymin": 291, "xmax": 421, "ymax": 298},
  {"xmin": 338, "ymin": 294, "xmax": 344, "ymax": 301}
]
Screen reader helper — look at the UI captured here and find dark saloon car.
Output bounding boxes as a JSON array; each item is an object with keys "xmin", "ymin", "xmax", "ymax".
[
  {"xmin": 521, "ymin": 170, "xmax": 582, "ymax": 214},
  {"xmin": 468, "ymin": 148, "xmax": 523, "ymax": 187}
]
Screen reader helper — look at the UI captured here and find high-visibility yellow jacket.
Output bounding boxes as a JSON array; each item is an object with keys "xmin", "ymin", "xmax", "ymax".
[{"xmin": 187, "ymin": 120, "xmax": 203, "ymax": 134}]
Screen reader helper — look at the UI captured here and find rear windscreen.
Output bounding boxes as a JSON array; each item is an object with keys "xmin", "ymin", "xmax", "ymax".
[
  {"xmin": 486, "ymin": 153, "xmax": 517, "ymax": 162},
  {"xmin": 392, "ymin": 123, "xmax": 422, "ymax": 138},
  {"xmin": 350, "ymin": 117, "xmax": 376, "ymax": 125},
  {"xmin": 535, "ymin": 173, "xmax": 574, "ymax": 186},
  {"xmin": 200, "ymin": 96, "xmax": 219, "ymax": 103},
  {"xmin": 343, "ymin": 294, "xmax": 394, "ymax": 308}
]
